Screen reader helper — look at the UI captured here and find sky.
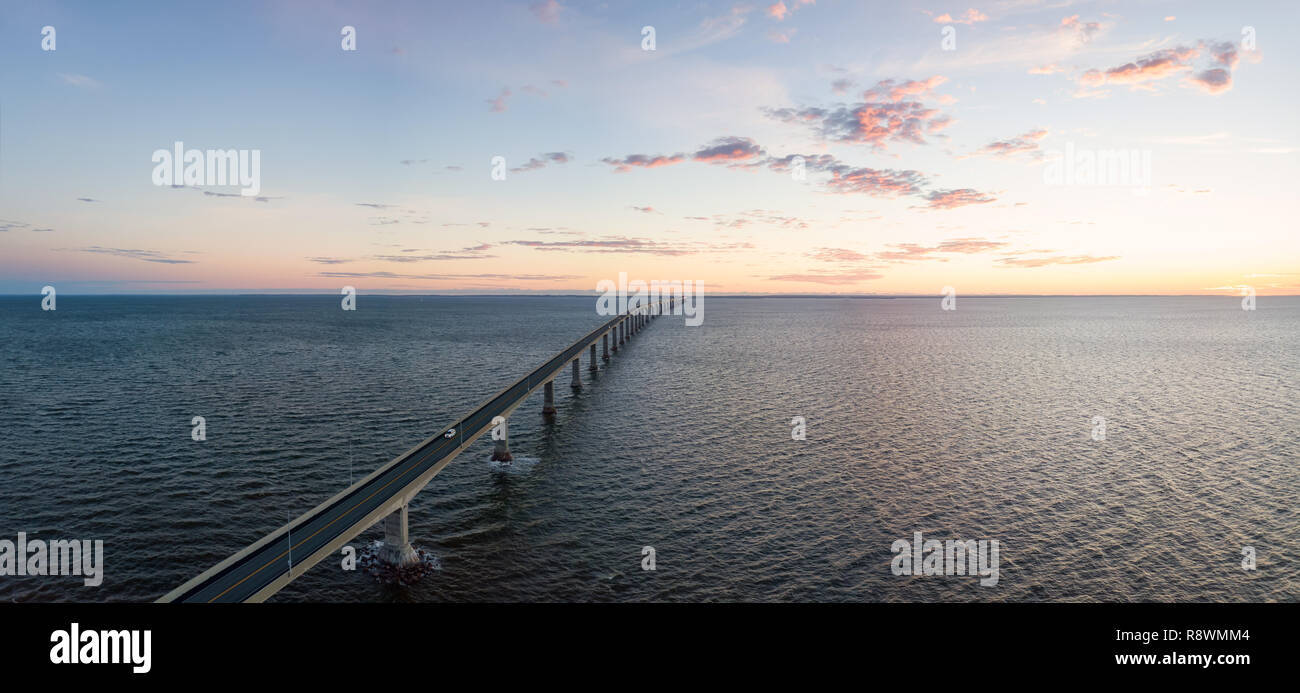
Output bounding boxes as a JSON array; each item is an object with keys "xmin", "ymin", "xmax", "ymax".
[{"xmin": 0, "ymin": 0, "xmax": 1296, "ymax": 295}]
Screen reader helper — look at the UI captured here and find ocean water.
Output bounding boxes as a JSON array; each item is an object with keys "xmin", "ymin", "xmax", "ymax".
[{"xmin": 0, "ymin": 295, "xmax": 1295, "ymax": 602}]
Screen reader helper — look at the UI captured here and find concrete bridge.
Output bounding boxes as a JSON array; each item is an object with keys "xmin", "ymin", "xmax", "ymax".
[{"xmin": 160, "ymin": 300, "xmax": 671, "ymax": 602}]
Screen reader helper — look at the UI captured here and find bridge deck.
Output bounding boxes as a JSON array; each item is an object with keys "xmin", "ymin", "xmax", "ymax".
[{"xmin": 160, "ymin": 305, "xmax": 656, "ymax": 602}]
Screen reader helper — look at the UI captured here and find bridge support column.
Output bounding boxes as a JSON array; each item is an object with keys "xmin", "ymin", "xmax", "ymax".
[
  {"xmin": 602, "ymin": 333, "xmax": 610, "ymax": 360},
  {"xmin": 589, "ymin": 343, "xmax": 598, "ymax": 371},
  {"xmin": 542, "ymin": 381, "xmax": 556, "ymax": 418},
  {"xmin": 491, "ymin": 416, "xmax": 512, "ymax": 462},
  {"xmin": 571, "ymin": 357, "xmax": 582, "ymax": 389},
  {"xmin": 379, "ymin": 503, "xmax": 418, "ymax": 567},
  {"xmin": 619, "ymin": 323, "xmax": 625, "ymax": 345}
]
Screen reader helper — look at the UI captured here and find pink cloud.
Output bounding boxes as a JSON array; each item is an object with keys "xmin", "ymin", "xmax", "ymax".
[
  {"xmin": 969, "ymin": 128, "xmax": 1049, "ymax": 158},
  {"xmin": 693, "ymin": 136, "xmax": 765, "ymax": 163},
  {"xmin": 932, "ymin": 8, "xmax": 988, "ymax": 25},
  {"xmin": 824, "ymin": 166, "xmax": 927, "ymax": 198},
  {"xmin": 923, "ymin": 188, "xmax": 997, "ymax": 209},
  {"xmin": 600, "ymin": 153, "xmax": 687, "ymax": 172},
  {"xmin": 530, "ymin": 0, "xmax": 562, "ymax": 23},
  {"xmin": 1081, "ymin": 46, "xmax": 1199, "ymax": 89},
  {"xmin": 997, "ymin": 254, "xmax": 1119, "ymax": 268},
  {"xmin": 768, "ymin": 270, "xmax": 884, "ymax": 285},
  {"xmin": 487, "ymin": 87, "xmax": 511, "ymax": 112},
  {"xmin": 808, "ymin": 247, "xmax": 872, "ymax": 262},
  {"xmin": 1078, "ymin": 40, "xmax": 1250, "ymax": 96},
  {"xmin": 1189, "ymin": 68, "xmax": 1232, "ymax": 94},
  {"xmin": 767, "ymin": 0, "xmax": 813, "ymax": 21},
  {"xmin": 765, "ymin": 76, "xmax": 951, "ymax": 150}
]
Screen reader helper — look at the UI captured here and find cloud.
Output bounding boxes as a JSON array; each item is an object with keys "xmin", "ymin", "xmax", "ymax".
[
  {"xmin": 706, "ymin": 209, "xmax": 811, "ymax": 230},
  {"xmin": 768, "ymin": 269, "xmax": 884, "ymax": 284},
  {"xmin": 506, "ymin": 238, "xmax": 692, "ymax": 256},
  {"xmin": 58, "ymin": 73, "xmax": 101, "ymax": 89},
  {"xmin": 1059, "ymin": 14, "xmax": 1101, "ymax": 42},
  {"xmin": 1080, "ymin": 45, "xmax": 1199, "ymax": 90},
  {"xmin": 510, "ymin": 151, "xmax": 570, "ymax": 173},
  {"xmin": 308, "ymin": 257, "xmax": 351, "ymax": 264},
  {"xmin": 831, "ymin": 78, "xmax": 856, "ymax": 94},
  {"xmin": 693, "ymin": 136, "xmax": 765, "ymax": 163},
  {"xmin": 1028, "ymin": 64, "xmax": 1064, "ymax": 75},
  {"xmin": 355, "ymin": 203, "xmax": 397, "ymax": 209},
  {"xmin": 1078, "ymin": 40, "xmax": 1249, "ymax": 96},
  {"xmin": 79, "ymin": 246, "xmax": 196, "ymax": 264},
  {"xmin": 808, "ymin": 247, "xmax": 871, "ymax": 262},
  {"xmin": 76, "ymin": 197, "xmax": 98, "ymax": 203},
  {"xmin": 202, "ymin": 191, "xmax": 280, "ymax": 202},
  {"xmin": 487, "ymin": 87, "xmax": 511, "ymax": 112},
  {"xmin": 630, "ymin": 206, "xmax": 658, "ymax": 214},
  {"xmin": 935, "ymin": 237, "xmax": 1008, "ymax": 253},
  {"xmin": 506, "ymin": 236, "xmax": 753, "ymax": 256},
  {"xmin": 997, "ymin": 254, "xmax": 1119, "ymax": 268},
  {"xmin": 772, "ymin": 237, "xmax": 1018, "ymax": 286},
  {"xmin": 1189, "ymin": 68, "xmax": 1232, "ymax": 94},
  {"xmin": 767, "ymin": 0, "xmax": 813, "ymax": 21},
  {"xmin": 764, "ymin": 76, "xmax": 952, "ymax": 150},
  {"xmin": 968, "ymin": 128, "xmax": 1049, "ymax": 159},
  {"xmin": 0, "ymin": 219, "xmax": 55, "ymax": 232},
  {"xmin": 931, "ymin": 9, "xmax": 988, "ymax": 25},
  {"xmin": 530, "ymin": 0, "xmax": 562, "ymax": 24},
  {"xmin": 318, "ymin": 271, "xmax": 579, "ymax": 281},
  {"xmin": 823, "ymin": 164, "xmax": 927, "ymax": 197},
  {"xmin": 600, "ymin": 153, "xmax": 687, "ymax": 172},
  {"xmin": 922, "ymin": 188, "xmax": 997, "ymax": 209},
  {"xmin": 874, "ymin": 237, "xmax": 1007, "ymax": 262},
  {"xmin": 602, "ymin": 140, "xmax": 993, "ymax": 209},
  {"xmin": 371, "ymin": 244, "xmax": 496, "ymax": 262}
]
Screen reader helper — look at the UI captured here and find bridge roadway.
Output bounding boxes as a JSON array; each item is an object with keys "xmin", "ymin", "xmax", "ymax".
[{"xmin": 160, "ymin": 303, "xmax": 661, "ymax": 602}]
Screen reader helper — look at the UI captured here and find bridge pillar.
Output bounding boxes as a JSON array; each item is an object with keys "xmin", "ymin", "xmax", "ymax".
[
  {"xmin": 379, "ymin": 503, "xmax": 418, "ymax": 567},
  {"xmin": 602, "ymin": 333, "xmax": 610, "ymax": 360},
  {"xmin": 589, "ymin": 343, "xmax": 598, "ymax": 371},
  {"xmin": 619, "ymin": 323, "xmax": 625, "ymax": 345},
  {"xmin": 542, "ymin": 380, "xmax": 556, "ymax": 418},
  {"xmin": 571, "ymin": 357, "xmax": 582, "ymax": 389},
  {"xmin": 490, "ymin": 417, "xmax": 512, "ymax": 462}
]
